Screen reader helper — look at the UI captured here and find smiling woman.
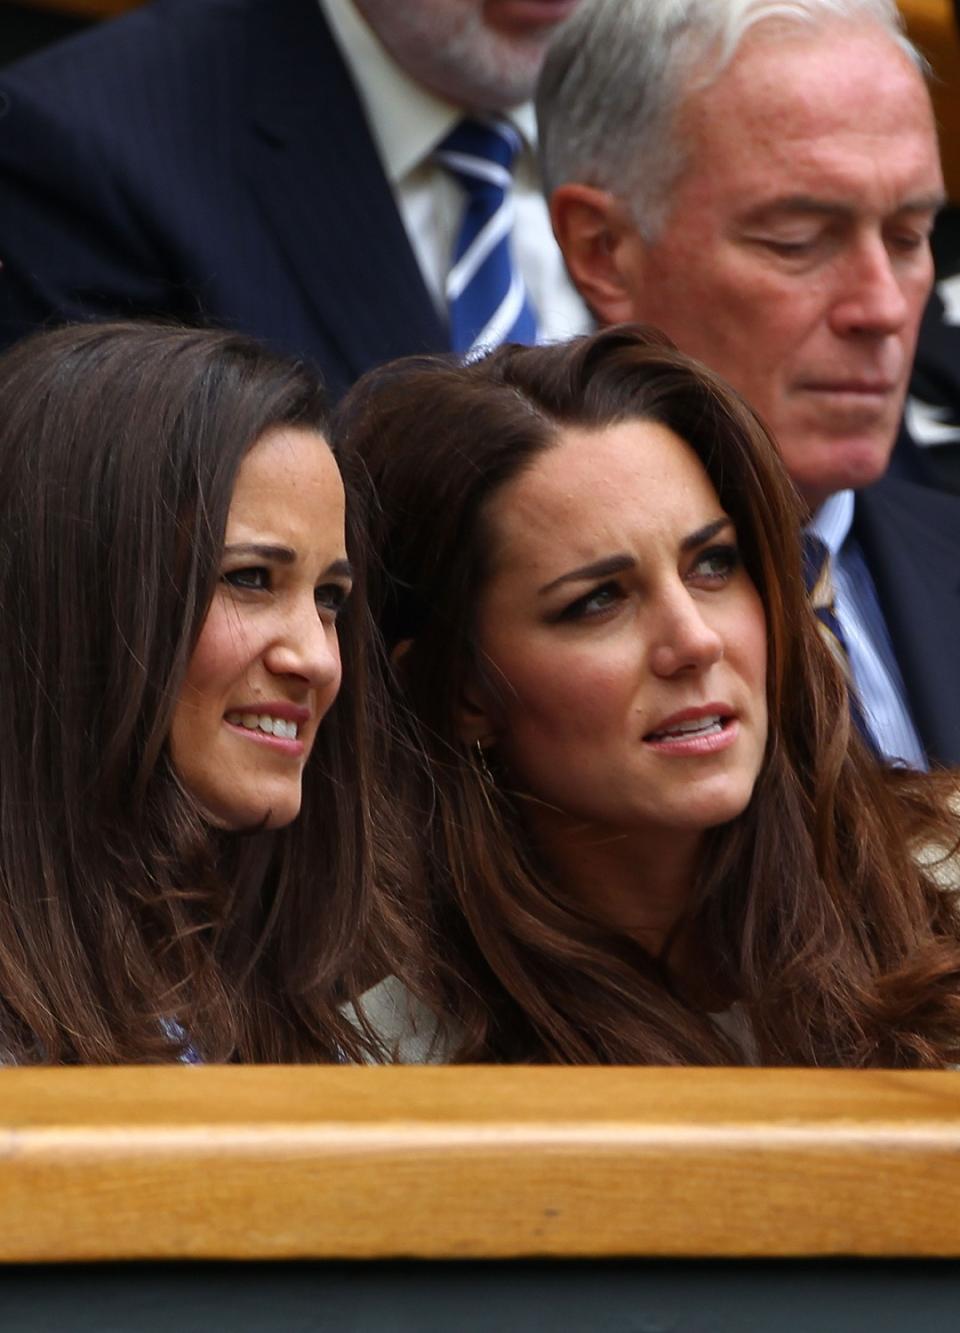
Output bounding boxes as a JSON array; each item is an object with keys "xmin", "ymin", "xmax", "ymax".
[
  {"xmin": 337, "ymin": 323, "xmax": 960, "ymax": 1067},
  {"xmin": 0, "ymin": 321, "xmax": 398, "ymax": 1064},
  {"xmin": 169, "ymin": 425, "xmax": 351, "ymax": 832}
]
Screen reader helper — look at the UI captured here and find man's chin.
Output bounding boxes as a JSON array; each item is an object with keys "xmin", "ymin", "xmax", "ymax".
[{"xmin": 786, "ymin": 436, "xmax": 896, "ymax": 512}]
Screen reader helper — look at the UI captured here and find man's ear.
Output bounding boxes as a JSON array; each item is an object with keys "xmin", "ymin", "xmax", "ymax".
[{"xmin": 550, "ymin": 183, "xmax": 645, "ymax": 327}]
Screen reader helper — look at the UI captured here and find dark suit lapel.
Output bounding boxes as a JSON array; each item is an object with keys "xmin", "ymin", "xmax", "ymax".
[
  {"xmin": 853, "ymin": 479, "xmax": 960, "ymax": 767},
  {"xmin": 242, "ymin": 0, "xmax": 447, "ymax": 381}
]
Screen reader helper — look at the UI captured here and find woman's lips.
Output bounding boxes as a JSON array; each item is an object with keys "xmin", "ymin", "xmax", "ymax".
[
  {"xmin": 223, "ymin": 717, "xmax": 306, "ymax": 757},
  {"xmin": 223, "ymin": 702, "xmax": 310, "ymax": 756},
  {"xmin": 643, "ymin": 716, "xmax": 740, "ymax": 756},
  {"xmin": 643, "ymin": 706, "xmax": 739, "ymax": 756}
]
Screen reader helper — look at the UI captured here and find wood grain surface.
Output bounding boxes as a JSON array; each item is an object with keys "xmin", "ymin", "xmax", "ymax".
[
  {"xmin": 900, "ymin": 0, "xmax": 960, "ymax": 202},
  {"xmin": 0, "ymin": 1066, "xmax": 959, "ymax": 1262}
]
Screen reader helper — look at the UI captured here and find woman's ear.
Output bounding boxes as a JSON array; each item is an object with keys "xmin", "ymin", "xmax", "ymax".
[
  {"xmin": 390, "ymin": 638, "xmax": 414, "ymax": 670},
  {"xmin": 455, "ymin": 673, "xmax": 500, "ymax": 750}
]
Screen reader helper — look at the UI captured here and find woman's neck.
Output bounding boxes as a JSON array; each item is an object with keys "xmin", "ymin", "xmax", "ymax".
[{"xmin": 524, "ymin": 806, "xmax": 703, "ymax": 957}]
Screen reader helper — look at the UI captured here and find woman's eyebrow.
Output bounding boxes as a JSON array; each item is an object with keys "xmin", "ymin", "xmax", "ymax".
[
  {"xmin": 324, "ymin": 558, "xmax": 354, "ymax": 581},
  {"xmin": 538, "ymin": 553, "xmax": 635, "ymax": 596},
  {"xmin": 223, "ymin": 542, "xmax": 296, "ymax": 564},
  {"xmin": 680, "ymin": 517, "xmax": 733, "ymax": 552},
  {"xmin": 537, "ymin": 517, "xmax": 735, "ymax": 596}
]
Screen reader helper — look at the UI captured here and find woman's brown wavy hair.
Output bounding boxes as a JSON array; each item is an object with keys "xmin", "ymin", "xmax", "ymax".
[
  {"xmin": 0, "ymin": 321, "xmax": 395, "ymax": 1063},
  {"xmin": 338, "ymin": 323, "xmax": 960, "ymax": 1066}
]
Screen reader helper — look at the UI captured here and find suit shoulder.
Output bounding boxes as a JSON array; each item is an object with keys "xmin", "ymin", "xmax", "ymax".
[
  {"xmin": 0, "ymin": 0, "xmax": 266, "ymax": 100},
  {"xmin": 858, "ymin": 476, "xmax": 960, "ymax": 545}
]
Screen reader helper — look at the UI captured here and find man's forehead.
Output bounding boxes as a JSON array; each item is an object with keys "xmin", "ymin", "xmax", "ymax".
[
  {"xmin": 668, "ymin": 21, "xmax": 942, "ymax": 209},
  {"xmin": 686, "ymin": 18, "xmax": 933, "ymax": 138}
]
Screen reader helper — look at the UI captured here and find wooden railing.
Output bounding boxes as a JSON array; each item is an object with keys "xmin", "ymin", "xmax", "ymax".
[
  {"xmin": 2, "ymin": 1065, "xmax": 960, "ymax": 1262},
  {"xmin": 901, "ymin": 0, "xmax": 960, "ymax": 200}
]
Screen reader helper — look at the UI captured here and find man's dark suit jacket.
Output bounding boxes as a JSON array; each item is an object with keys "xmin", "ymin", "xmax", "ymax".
[
  {"xmin": 853, "ymin": 476, "xmax": 960, "ymax": 768},
  {"xmin": 0, "ymin": 0, "xmax": 448, "ymax": 399}
]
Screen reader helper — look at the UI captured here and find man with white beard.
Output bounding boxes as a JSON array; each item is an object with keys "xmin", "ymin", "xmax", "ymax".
[{"xmin": 0, "ymin": 0, "xmax": 589, "ymax": 397}]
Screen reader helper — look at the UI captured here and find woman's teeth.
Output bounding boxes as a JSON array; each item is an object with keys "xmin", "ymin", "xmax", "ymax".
[
  {"xmin": 225, "ymin": 712, "xmax": 299, "ymax": 740},
  {"xmin": 649, "ymin": 715, "xmax": 724, "ymax": 741}
]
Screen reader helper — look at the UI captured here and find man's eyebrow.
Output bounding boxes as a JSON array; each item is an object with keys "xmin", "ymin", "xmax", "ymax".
[{"xmin": 740, "ymin": 191, "xmax": 947, "ymax": 221}]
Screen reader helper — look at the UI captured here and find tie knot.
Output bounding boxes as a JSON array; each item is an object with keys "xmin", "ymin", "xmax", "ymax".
[
  {"xmin": 436, "ymin": 117, "xmax": 522, "ymax": 195},
  {"xmin": 800, "ymin": 527, "xmax": 832, "ymax": 591},
  {"xmin": 801, "ymin": 531, "xmax": 834, "ymax": 602}
]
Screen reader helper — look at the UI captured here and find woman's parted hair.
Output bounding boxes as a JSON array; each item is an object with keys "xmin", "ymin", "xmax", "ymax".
[
  {"xmin": 0, "ymin": 321, "xmax": 387, "ymax": 1063},
  {"xmin": 338, "ymin": 324, "xmax": 960, "ymax": 1067}
]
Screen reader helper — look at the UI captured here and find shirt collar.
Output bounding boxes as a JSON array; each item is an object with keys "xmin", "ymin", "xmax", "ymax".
[
  {"xmin": 806, "ymin": 489, "xmax": 855, "ymax": 560},
  {"xmin": 318, "ymin": 0, "xmax": 537, "ymax": 183}
]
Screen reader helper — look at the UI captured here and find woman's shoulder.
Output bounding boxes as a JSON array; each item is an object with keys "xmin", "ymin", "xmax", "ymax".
[
  {"xmin": 345, "ymin": 975, "xmax": 457, "ymax": 1064},
  {"xmin": 906, "ymin": 779, "xmax": 960, "ymax": 892}
]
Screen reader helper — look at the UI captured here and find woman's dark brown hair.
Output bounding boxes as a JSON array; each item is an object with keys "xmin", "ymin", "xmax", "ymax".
[
  {"xmin": 0, "ymin": 320, "xmax": 392, "ymax": 1063},
  {"xmin": 338, "ymin": 323, "xmax": 960, "ymax": 1067}
]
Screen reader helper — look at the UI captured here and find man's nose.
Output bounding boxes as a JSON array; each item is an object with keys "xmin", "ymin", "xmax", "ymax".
[{"xmin": 828, "ymin": 235, "xmax": 922, "ymax": 339}]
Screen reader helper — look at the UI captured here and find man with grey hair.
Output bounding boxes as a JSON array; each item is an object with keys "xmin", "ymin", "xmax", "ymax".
[
  {"xmin": 538, "ymin": 0, "xmax": 960, "ymax": 768},
  {"xmin": 0, "ymin": 0, "xmax": 589, "ymax": 396}
]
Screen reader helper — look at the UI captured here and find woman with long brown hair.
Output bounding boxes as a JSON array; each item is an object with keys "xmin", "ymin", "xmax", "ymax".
[
  {"xmin": 338, "ymin": 324, "xmax": 960, "ymax": 1066},
  {"xmin": 0, "ymin": 320, "xmax": 394, "ymax": 1063}
]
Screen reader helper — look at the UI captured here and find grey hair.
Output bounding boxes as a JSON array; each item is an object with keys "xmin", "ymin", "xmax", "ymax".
[{"xmin": 537, "ymin": 0, "xmax": 923, "ymax": 241}]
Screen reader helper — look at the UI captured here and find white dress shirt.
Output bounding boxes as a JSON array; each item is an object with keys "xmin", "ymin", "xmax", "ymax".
[
  {"xmin": 318, "ymin": 0, "xmax": 592, "ymax": 344},
  {"xmin": 807, "ymin": 490, "xmax": 926, "ymax": 769}
]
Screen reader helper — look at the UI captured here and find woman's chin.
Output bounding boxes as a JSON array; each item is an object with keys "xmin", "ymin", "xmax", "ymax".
[{"xmin": 191, "ymin": 789, "xmax": 303, "ymax": 833}]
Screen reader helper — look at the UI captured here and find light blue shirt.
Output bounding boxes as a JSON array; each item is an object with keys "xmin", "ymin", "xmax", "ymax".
[{"xmin": 807, "ymin": 491, "xmax": 927, "ymax": 770}]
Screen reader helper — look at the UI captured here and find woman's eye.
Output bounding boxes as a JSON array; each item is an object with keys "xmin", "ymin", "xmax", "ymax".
[
  {"xmin": 223, "ymin": 566, "xmax": 270, "ymax": 591},
  {"xmin": 315, "ymin": 583, "xmax": 350, "ymax": 619},
  {"xmin": 558, "ymin": 581, "xmax": 623, "ymax": 621},
  {"xmin": 691, "ymin": 545, "xmax": 739, "ymax": 583}
]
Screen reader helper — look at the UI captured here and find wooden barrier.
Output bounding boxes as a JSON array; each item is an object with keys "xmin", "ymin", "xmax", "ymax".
[
  {"xmin": 2, "ymin": 1065, "xmax": 960, "ymax": 1263},
  {"xmin": 900, "ymin": 0, "xmax": 960, "ymax": 202}
]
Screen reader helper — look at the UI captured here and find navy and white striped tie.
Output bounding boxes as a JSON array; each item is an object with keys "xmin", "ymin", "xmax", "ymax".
[
  {"xmin": 802, "ymin": 533, "xmax": 875, "ymax": 751},
  {"xmin": 436, "ymin": 117, "xmax": 538, "ymax": 358}
]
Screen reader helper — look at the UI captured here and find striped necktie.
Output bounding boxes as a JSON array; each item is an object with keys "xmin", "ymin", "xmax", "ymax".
[
  {"xmin": 801, "ymin": 533, "xmax": 875, "ymax": 750},
  {"xmin": 436, "ymin": 117, "xmax": 538, "ymax": 358}
]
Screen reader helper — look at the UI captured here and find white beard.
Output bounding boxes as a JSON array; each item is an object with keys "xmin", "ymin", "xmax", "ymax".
[{"xmin": 353, "ymin": 0, "xmax": 555, "ymax": 111}]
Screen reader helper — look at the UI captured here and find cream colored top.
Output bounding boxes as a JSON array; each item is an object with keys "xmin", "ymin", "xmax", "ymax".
[
  {"xmin": 353, "ymin": 805, "xmax": 960, "ymax": 1066},
  {"xmin": 346, "ymin": 975, "xmax": 455, "ymax": 1064},
  {"xmin": 349, "ymin": 976, "xmax": 759, "ymax": 1066}
]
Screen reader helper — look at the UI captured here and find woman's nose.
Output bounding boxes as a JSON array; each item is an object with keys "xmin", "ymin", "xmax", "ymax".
[
  {"xmin": 263, "ymin": 604, "xmax": 342, "ymax": 691},
  {"xmin": 648, "ymin": 588, "xmax": 724, "ymax": 679}
]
